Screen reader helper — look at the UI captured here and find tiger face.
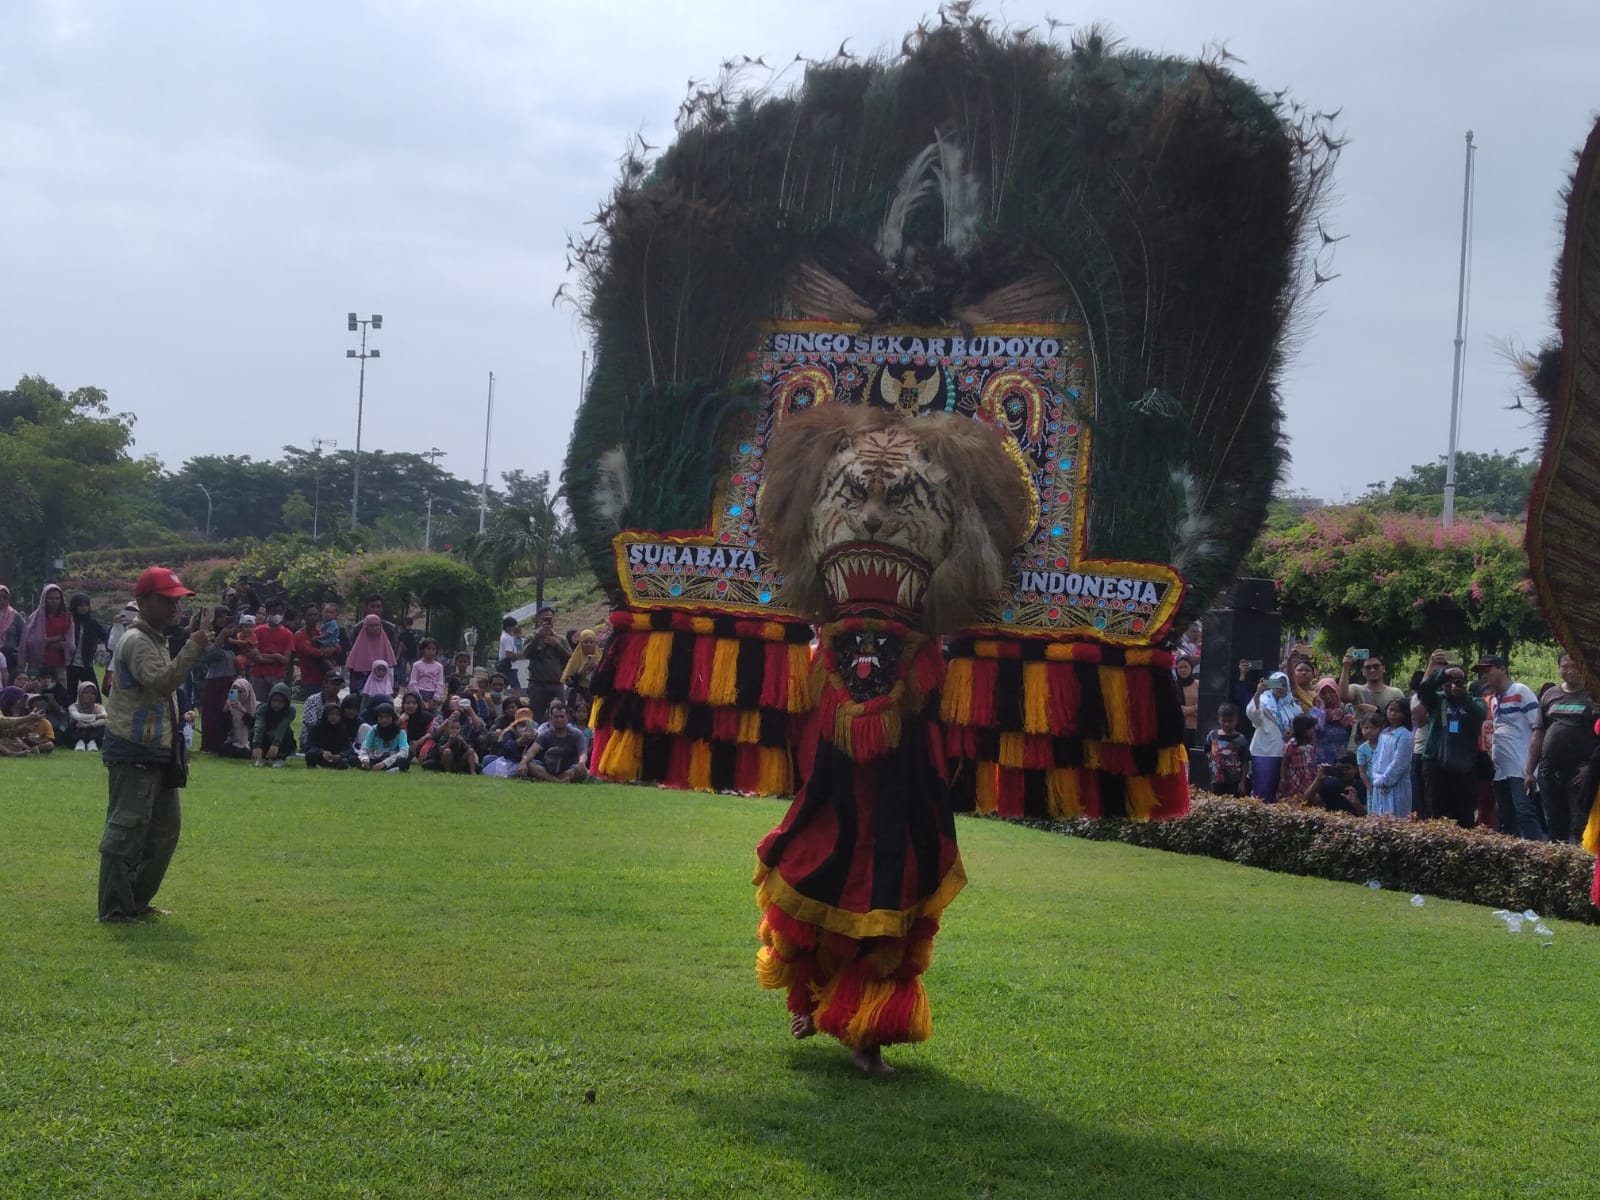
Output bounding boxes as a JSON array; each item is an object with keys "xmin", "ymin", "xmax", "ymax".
[
  {"xmin": 759, "ymin": 405, "xmax": 1034, "ymax": 633},
  {"xmin": 809, "ymin": 424, "xmax": 954, "ymax": 566}
]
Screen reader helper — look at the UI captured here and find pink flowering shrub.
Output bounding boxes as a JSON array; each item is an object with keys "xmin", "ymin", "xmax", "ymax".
[{"xmin": 1243, "ymin": 507, "xmax": 1547, "ymax": 659}]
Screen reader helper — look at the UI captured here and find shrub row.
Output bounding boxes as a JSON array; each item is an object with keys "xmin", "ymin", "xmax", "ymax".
[
  {"xmin": 1018, "ymin": 794, "xmax": 1599, "ymax": 924},
  {"xmin": 66, "ymin": 542, "xmax": 245, "ymax": 573}
]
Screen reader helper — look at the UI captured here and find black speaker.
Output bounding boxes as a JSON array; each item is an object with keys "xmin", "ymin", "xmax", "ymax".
[
  {"xmin": 1196, "ymin": 598, "xmax": 1282, "ymax": 745},
  {"xmin": 1228, "ymin": 577, "xmax": 1278, "ymax": 613}
]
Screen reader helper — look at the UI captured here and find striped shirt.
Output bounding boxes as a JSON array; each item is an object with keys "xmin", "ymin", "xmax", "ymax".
[{"xmin": 1488, "ymin": 682, "xmax": 1542, "ymax": 781}]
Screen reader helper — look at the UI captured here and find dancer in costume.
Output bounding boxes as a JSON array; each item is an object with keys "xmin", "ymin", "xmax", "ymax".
[{"xmin": 752, "ymin": 404, "xmax": 1032, "ymax": 1076}]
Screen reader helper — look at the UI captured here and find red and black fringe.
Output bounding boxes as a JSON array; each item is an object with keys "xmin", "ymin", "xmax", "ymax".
[
  {"xmin": 942, "ymin": 636, "xmax": 1190, "ymax": 821},
  {"xmin": 589, "ymin": 607, "xmax": 815, "ymax": 794},
  {"xmin": 754, "ymin": 624, "xmax": 961, "ymax": 1048}
]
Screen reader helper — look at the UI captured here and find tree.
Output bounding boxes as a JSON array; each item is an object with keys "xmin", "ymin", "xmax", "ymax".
[
  {"xmin": 281, "ymin": 490, "xmax": 313, "ymax": 533},
  {"xmin": 1244, "ymin": 506, "xmax": 1548, "ymax": 662},
  {"xmin": 1364, "ymin": 451, "xmax": 1538, "ymax": 519},
  {"xmin": 464, "ymin": 470, "xmax": 566, "ymax": 604},
  {"xmin": 340, "ymin": 551, "xmax": 502, "ymax": 651},
  {"xmin": 0, "ymin": 376, "xmax": 156, "ymax": 591}
]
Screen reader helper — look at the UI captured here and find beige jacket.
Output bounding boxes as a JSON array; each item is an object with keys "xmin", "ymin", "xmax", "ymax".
[{"xmin": 103, "ymin": 619, "xmax": 202, "ymax": 764}]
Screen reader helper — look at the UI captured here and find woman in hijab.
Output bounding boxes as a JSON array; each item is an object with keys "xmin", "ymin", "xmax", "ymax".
[
  {"xmin": 198, "ymin": 607, "xmax": 239, "ymax": 754},
  {"xmin": 1287, "ymin": 655, "xmax": 1318, "ymax": 713},
  {"xmin": 64, "ymin": 592, "xmax": 108, "ymax": 693},
  {"xmin": 560, "ymin": 628, "xmax": 601, "ymax": 726},
  {"xmin": 67, "ymin": 680, "xmax": 108, "ymax": 751},
  {"xmin": 217, "ymin": 676, "xmax": 257, "ymax": 759},
  {"xmin": 344, "ymin": 614, "xmax": 397, "ymax": 692},
  {"xmin": 1245, "ymin": 671, "xmax": 1298, "ymax": 801},
  {"xmin": 20, "ymin": 584, "xmax": 71, "ymax": 675},
  {"xmin": 1174, "ymin": 655, "xmax": 1200, "ymax": 746},
  {"xmin": 305, "ymin": 700, "xmax": 356, "ymax": 769},
  {"xmin": 1313, "ymin": 677, "xmax": 1354, "ymax": 766},
  {"xmin": 0, "ymin": 584, "xmax": 21, "ymax": 667},
  {"xmin": 398, "ymin": 691, "xmax": 432, "ymax": 744},
  {"xmin": 337, "ymin": 692, "xmax": 365, "ymax": 750},
  {"xmin": 359, "ymin": 659, "xmax": 396, "ymax": 721},
  {"xmin": 250, "ymin": 682, "xmax": 297, "ymax": 766}
]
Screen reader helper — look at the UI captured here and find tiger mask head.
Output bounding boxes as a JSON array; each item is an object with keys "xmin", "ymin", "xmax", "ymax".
[{"xmin": 758, "ymin": 405, "xmax": 1033, "ymax": 633}]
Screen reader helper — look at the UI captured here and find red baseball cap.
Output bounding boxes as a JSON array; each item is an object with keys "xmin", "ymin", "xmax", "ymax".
[{"xmin": 133, "ymin": 566, "xmax": 195, "ymax": 598}]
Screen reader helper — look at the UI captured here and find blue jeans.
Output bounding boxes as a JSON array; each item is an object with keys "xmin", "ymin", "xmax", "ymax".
[{"xmin": 1493, "ymin": 777, "xmax": 1545, "ymax": 840}]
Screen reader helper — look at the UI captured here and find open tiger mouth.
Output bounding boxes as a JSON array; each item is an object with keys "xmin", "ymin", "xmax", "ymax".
[{"xmin": 818, "ymin": 542, "xmax": 931, "ymax": 624}]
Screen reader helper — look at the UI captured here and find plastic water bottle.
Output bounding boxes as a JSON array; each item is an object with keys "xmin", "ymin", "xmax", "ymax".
[
  {"xmin": 1364, "ymin": 880, "xmax": 1382, "ymax": 889},
  {"xmin": 1410, "ymin": 895, "xmax": 1425, "ymax": 908}
]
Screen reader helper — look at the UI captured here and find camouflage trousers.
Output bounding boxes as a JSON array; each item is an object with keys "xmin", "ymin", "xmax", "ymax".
[{"xmin": 98, "ymin": 763, "xmax": 182, "ymax": 921}]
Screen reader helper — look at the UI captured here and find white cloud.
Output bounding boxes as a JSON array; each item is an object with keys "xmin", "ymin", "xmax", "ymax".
[{"xmin": 0, "ymin": 0, "xmax": 1596, "ymax": 507}]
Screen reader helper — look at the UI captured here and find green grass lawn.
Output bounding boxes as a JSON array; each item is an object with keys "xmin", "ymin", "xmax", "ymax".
[{"xmin": 3, "ymin": 756, "xmax": 1597, "ymax": 1199}]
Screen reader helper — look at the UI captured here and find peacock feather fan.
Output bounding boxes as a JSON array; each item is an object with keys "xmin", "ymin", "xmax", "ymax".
[
  {"xmin": 563, "ymin": 13, "xmax": 1340, "ymax": 627},
  {"xmin": 1526, "ymin": 114, "xmax": 1600, "ymax": 693}
]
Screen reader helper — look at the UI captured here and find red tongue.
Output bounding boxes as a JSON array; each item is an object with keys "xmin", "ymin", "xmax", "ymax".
[{"xmin": 855, "ymin": 659, "xmax": 873, "ymax": 679}]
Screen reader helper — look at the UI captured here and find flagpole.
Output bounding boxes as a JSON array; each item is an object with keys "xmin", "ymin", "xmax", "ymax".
[
  {"xmin": 478, "ymin": 371, "xmax": 495, "ymax": 534},
  {"xmin": 1443, "ymin": 130, "xmax": 1476, "ymax": 528}
]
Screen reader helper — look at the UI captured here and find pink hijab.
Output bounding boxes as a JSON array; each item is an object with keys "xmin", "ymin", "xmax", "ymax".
[
  {"xmin": 19, "ymin": 584, "xmax": 65, "ymax": 670},
  {"xmin": 362, "ymin": 659, "xmax": 394, "ymax": 698},
  {"xmin": 344, "ymin": 614, "xmax": 397, "ymax": 675}
]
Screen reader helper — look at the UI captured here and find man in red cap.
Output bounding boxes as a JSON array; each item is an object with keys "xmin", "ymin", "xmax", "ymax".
[{"xmin": 97, "ymin": 566, "xmax": 212, "ymax": 925}]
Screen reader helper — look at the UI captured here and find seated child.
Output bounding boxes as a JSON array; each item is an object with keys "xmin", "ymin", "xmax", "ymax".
[
  {"xmin": 305, "ymin": 703, "xmax": 356, "ymax": 769},
  {"xmin": 1300, "ymin": 753, "xmax": 1368, "ymax": 816},
  {"xmin": 357, "ymin": 701, "xmax": 410, "ymax": 772},
  {"xmin": 250, "ymin": 683, "xmax": 297, "ymax": 767},
  {"xmin": 0, "ymin": 699, "xmax": 53, "ymax": 756},
  {"xmin": 67, "ymin": 680, "xmax": 109, "ymax": 751},
  {"xmin": 421, "ymin": 708, "xmax": 481, "ymax": 774}
]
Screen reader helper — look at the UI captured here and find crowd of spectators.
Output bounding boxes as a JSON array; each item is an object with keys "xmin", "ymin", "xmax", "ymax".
[
  {"xmin": 0, "ymin": 579, "xmax": 600, "ymax": 783},
  {"xmin": 1196, "ymin": 640, "xmax": 1596, "ymax": 841},
  {"xmin": 6, "ymin": 578, "xmax": 1599, "ymax": 838}
]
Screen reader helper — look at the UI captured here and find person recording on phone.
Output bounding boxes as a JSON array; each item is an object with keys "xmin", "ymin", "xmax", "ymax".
[
  {"xmin": 1338, "ymin": 649, "xmax": 1404, "ymax": 715},
  {"xmin": 1415, "ymin": 651, "xmax": 1486, "ymax": 828},
  {"xmin": 1232, "ymin": 658, "xmax": 1268, "ymax": 740}
]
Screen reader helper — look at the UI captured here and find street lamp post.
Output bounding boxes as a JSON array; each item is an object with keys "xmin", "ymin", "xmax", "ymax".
[
  {"xmin": 194, "ymin": 483, "xmax": 213, "ymax": 541},
  {"xmin": 346, "ymin": 312, "xmax": 383, "ymax": 527},
  {"xmin": 311, "ymin": 437, "xmax": 337, "ymax": 540},
  {"xmin": 422, "ymin": 446, "xmax": 445, "ymax": 551}
]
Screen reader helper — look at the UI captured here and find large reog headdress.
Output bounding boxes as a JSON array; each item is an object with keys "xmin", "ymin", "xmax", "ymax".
[{"xmin": 566, "ymin": 15, "xmax": 1339, "ymax": 807}]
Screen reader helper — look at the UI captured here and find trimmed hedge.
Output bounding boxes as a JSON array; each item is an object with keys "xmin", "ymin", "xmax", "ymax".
[
  {"xmin": 66, "ymin": 542, "xmax": 245, "ymax": 573},
  {"xmin": 1019, "ymin": 794, "xmax": 1599, "ymax": 924}
]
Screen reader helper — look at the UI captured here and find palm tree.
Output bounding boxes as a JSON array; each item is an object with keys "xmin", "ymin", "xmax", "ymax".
[{"xmin": 467, "ymin": 497, "xmax": 563, "ymax": 605}]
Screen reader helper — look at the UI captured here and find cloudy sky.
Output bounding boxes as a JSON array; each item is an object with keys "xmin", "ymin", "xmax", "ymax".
[{"xmin": 2, "ymin": 0, "xmax": 1595, "ymax": 507}]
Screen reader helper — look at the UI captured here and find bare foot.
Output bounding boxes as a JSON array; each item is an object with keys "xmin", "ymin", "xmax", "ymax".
[
  {"xmin": 851, "ymin": 1046, "xmax": 895, "ymax": 1077},
  {"xmin": 790, "ymin": 1012, "xmax": 816, "ymax": 1040}
]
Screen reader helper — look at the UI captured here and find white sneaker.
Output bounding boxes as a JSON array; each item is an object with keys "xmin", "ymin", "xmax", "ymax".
[
  {"xmin": 252, "ymin": 759, "xmax": 265, "ymax": 768},
  {"xmin": 85, "ymin": 740, "xmax": 98, "ymax": 752},
  {"xmin": 74, "ymin": 741, "xmax": 86, "ymax": 752},
  {"xmin": 270, "ymin": 760, "xmax": 284, "ymax": 768}
]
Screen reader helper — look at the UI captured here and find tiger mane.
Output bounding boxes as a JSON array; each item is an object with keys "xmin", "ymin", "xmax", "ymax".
[{"xmin": 757, "ymin": 406, "xmax": 1033, "ymax": 632}]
